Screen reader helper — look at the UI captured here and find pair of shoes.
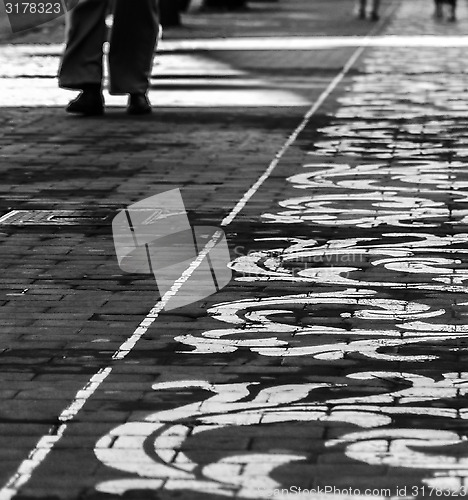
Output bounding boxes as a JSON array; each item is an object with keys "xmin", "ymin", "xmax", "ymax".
[
  {"xmin": 66, "ymin": 91, "xmax": 152, "ymax": 115},
  {"xmin": 66, "ymin": 90, "xmax": 104, "ymax": 116},
  {"xmin": 127, "ymin": 93, "xmax": 152, "ymax": 115}
]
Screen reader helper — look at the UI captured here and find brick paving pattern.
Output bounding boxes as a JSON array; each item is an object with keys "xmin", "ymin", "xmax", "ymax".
[{"xmin": 2, "ymin": 0, "xmax": 468, "ymax": 499}]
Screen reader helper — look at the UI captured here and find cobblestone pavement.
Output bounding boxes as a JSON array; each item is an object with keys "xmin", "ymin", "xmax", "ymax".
[{"xmin": 3, "ymin": 0, "xmax": 468, "ymax": 499}]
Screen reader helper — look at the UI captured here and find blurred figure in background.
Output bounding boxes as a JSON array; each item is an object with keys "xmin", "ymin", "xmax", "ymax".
[
  {"xmin": 59, "ymin": 0, "xmax": 160, "ymax": 116},
  {"xmin": 356, "ymin": 0, "xmax": 380, "ymax": 20},
  {"xmin": 434, "ymin": 0, "xmax": 457, "ymax": 21}
]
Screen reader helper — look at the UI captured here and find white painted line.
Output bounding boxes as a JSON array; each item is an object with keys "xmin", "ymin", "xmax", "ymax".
[
  {"xmin": 0, "ymin": 15, "xmax": 384, "ymax": 500},
  {"xmin": 112, "ymin": 230, "xmax": 225, "ymax": 360}
]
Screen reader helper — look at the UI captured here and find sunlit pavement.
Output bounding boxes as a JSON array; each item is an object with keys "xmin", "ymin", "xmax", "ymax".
[
  {"xmin": 3, "ymin": 0, "xmax": 468, "ymax": 499},
  {"xmin": 0, "ymin": 0, "xmax": 377, "ymax": 109}
]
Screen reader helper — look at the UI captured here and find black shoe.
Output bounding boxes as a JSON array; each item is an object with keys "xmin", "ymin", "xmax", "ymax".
[
  {"xmin": 66, "ymin": 90, "xmax": 104, "ymax": 116},
  {"xmin": 127, "ymin": 94, "xmax": 152, "ymax": 115},
  {"xmin": 370, "ymin": 11, "xmax": 380, "ymax": 21}
]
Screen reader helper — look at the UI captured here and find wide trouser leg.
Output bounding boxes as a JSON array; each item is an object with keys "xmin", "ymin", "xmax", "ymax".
[
  {"xmin": 58, "ymin": 0, "xmax": 109, "ymax": 90},
  {"xmin": 108, "ymin": 0, "xmax": 159, "ymax": 95},
  {"xmin": 356, "ymin": 0, "xmax": 367, "ymax": 17},
  {"xmin": 371, "ymin": 0, "xmax": 380, "ymax": 16},
  {"xmin": 450, "ymin": 0, "xmax": 457, "ymax": 19}
]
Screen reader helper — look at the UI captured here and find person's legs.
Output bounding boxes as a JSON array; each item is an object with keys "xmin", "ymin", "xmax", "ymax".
[
  {"xmin": 449, "ymin": 0, "xmax": 457, "ymax": 21},
  {"xmin": 434, "ymin": 0, "xmax": 443, "ymax": 18},
  {"xmin": 58, "ymin": 0, "xmax": 109, "ymax": 90},
  {"xmin": 108, "ymin": 0, "xmax": 159, "ymax": 95},
  {"xmin": 370, "ymin": 0, "xmax": 380, "ymax": 20},
  {"xmin": 357, "ymin": 0, "xmax": 367, "ymax": 18}
]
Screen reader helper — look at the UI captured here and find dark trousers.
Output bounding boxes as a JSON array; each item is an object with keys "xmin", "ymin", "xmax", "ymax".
[
  {"xmin": 357, "ymin": 0, "xmax": 380, "ymax": 15},
  {"xmin": 59, "ymin": 0, "xmax": 159, "ymax": 95},
  {"xmin": 434, "ymin": 0, "xmax": 456, "ymax": 18}
]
